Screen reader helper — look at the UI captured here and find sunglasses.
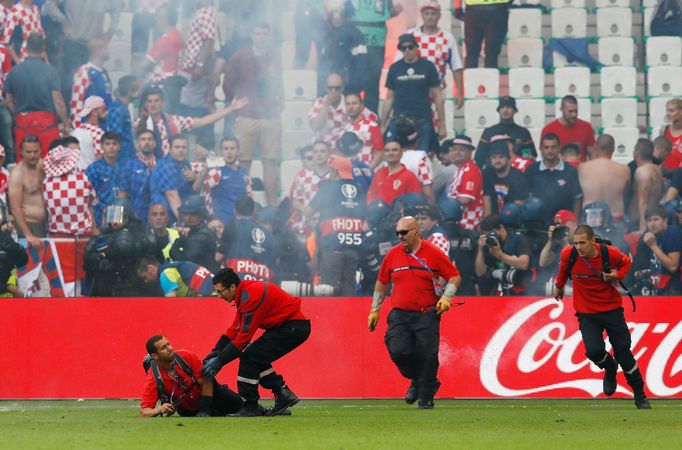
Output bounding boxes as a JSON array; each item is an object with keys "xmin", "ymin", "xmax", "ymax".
[
  {"xmin": 22, "ymin": 135, "xmax": 40, "ymax": 144},
  {"xmin": 214, "ymin": 287, "xmax": 229, "ymax": 296},
  {"xmin": 396, "ymin": 228, "xmax": 415, "ymax": 236},
  {"xmin": 326, "ymin": 85, "xmax": 343, "ymax": 91},
  {"xmin": 400, "ymin": 45, "xmax": 417, "ymax": 51}
]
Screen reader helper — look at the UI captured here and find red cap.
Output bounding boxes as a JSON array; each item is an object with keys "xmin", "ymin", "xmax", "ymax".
[
  {"xmin": 330, "ymin": 157, "xmax": 353, "ymax": 180},
  {"xmin": 554, "ymin": 210, "xmax": 577, "ymax": 225}
]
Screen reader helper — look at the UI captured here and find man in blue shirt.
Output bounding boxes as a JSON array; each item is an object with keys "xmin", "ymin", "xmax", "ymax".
[
  {"xmin": 116, "ymin": 129, "xmax": 157, "ymax": 221},
  {"xmin": 202, "ymin": 137, "xmax": 251, "ymax": 224},
  {"xmin": 85, "ymin": 131, "xmax": 122, "ymax": 225},
  {"xmin": 150, "ymin": 134, "xmax": 196, "ymax": 223},
  {"xmin": 107, "ymin": 75, "xmax": 140, "ymax": 162}
]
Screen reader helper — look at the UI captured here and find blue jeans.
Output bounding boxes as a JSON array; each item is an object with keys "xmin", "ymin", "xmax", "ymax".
[{"xmin": 386, "ymin": 116, "xmax": 437, "ymax": 152}]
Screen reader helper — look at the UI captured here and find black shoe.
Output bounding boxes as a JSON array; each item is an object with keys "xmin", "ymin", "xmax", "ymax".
[
  {"xmin": 634, "ymin": 393, "xmax": 652, "ymax": 409},
  {"xmin": 405, "ymin": 380, "xmax": 418, "ymax": 404},
  {"xmin": 417, "ymin": 399, "xmax": 434, "ymax": 409},
  {"xmin": 266, "ymin": 386, "xmax": 299, "ymax": 416},
  {"xmin": 603, "ymin": 356, "xmax": 618, "ymax": 396},
  {"xmin": 228, "ymin": 403, "xmax": 264, "ymax": 417}
]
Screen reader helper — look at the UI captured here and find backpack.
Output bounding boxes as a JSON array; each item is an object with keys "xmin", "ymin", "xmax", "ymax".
[
  {"xmin": 566, "ymin": 240, "xmax": 636, "ymax": 311},
  {"xmin": 142, "ymin": 353, "xmax": 196, "ymax": 415}
]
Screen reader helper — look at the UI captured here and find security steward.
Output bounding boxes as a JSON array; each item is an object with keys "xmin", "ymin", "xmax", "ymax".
[
  {"xmin": 202, "ymin": 268, "xmax": 311, "ymax": 417},
  {"xmin": 454, "ymin": 0, "xmax": 511, "ymax": 69},
  {"xmin": 555, "ymin": 224, "xmax": 651, "ymax": 409},
  {"xmin": 368, "ymin": 216, "xmax": 461, "ymax": 409}
]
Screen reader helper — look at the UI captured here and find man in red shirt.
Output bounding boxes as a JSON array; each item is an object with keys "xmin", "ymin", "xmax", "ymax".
[
  {"xmin": 202, "ymin": 268, "xmax": 311, "ymax": 416},
  {"xmin": 368, "ymin": 216, "xmax": 461, "ymax": 409},
  {"xmin": 555, "ymin": 225, "xmax": 651, "ymax": 409},
  {"xmin": 367, "ymin": 139, "xmax": 422, "ymax": 205},
  {"xmin": 444, "ymin": 135, "xmax": 484, "ymax": 231},
  {"xmin": 542, "ymin": 95, "xmax": 596, "ymax": 162},
  {"xmin": 140, "ymin": 335, "xmax": 242, "ymax": 417}
]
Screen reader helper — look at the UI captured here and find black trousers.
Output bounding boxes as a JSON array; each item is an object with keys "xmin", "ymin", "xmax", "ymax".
[
  {"xmin": 237, "ymin": 320, "xmax": 311, "ymax": 403},
  {"xmin": 384, "ymin": 309, "xmax": 441, "ymax": 398},
  {"xmin": 464, "ymin": 5, "xmax": 509, "ymax": 68},
  {"xmin": 210, "ymin": 379, "xmax": 244, "ymax": 415},
  {"xmin": 362, "ymin": 46, "xmax": 385, "ymax": 115},
  {"xmin": 577, "ymin": 307, "xmax": 644, "ymax": 392}
]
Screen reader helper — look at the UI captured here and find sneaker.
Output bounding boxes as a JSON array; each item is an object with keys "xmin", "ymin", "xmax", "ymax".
[
  {"xmin": 266, "ymin": 386, "xmax": 299, "ymax": 416},
  {"xmin": 405, "ymin": 380, "xmax": 418, "ymax": 404},
  {"xmin": 228, "ymin": 403, "xmax": 264, "ymax": 417},
  {"xmin": 634, "ymin": 393, "xmax": 652, "ymax": 410},
  {"xmin": 417, "ymin": 399, "xmax": 434, "ymax": 410},
  {"xmin": 603, "ymin": 357, "xmax": 617, "ymax": 396}
]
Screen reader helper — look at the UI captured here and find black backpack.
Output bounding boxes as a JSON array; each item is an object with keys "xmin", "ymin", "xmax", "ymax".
[
  {"xmin": 143, "ymin": 353, "xmax": 196, "ymax": 415},
  {"xmin": 566, "ymin": 240, "xmax": 636, "ymax": 312}
]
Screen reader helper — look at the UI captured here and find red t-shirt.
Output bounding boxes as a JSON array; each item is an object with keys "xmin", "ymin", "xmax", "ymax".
[
  {"xmin": 662, "ymin": 126, "xmax": 682, "ymax": 170},
  {"xmin": 367, "ymin": 164, "xmax": 422, "ymax": 205},
  {"xmin": 555, "ymin": 244, "xmax": 632, "ymax": 314},
  {"xmin": 542, "ymin": 118, "xmax": 596, "ymax": 162},
  {"xmin": 140, "ymin": 349, "xmax": 203, "ymax": 414},
  {"xmin": 378, "ymin": 239, "xmax": 460, "ymax": 312},
  {"xmin": 226, "ymin": 280, "xmax": 308, "ymax": 350},
  {"xmin": 147, "ymin": 28, "xmax": 184, "ymax": 83}
]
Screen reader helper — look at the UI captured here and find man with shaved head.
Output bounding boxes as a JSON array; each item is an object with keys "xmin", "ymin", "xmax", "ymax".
[{"xmin": 368, "ymin": 215, "xmax": 461, "ymax": 409}]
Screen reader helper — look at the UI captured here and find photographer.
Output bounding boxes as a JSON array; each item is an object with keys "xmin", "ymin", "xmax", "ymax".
[
  {"xmin": 475, "ymin": 210, "xmax": 531, "ymax": 295},
  {"xmin": 539, "ymin": 210, "xmax": 578, "ymax": 270},
  {"xmin": 0, "ymin": 201, "xmax": 28, "ymax": 297}
]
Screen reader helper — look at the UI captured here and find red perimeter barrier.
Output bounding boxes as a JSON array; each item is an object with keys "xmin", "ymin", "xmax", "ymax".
[{"xmin": 1, "ymin": 296, "xmax": 682, "ymax": 399}]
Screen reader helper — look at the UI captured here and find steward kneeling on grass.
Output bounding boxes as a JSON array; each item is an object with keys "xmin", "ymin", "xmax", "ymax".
[{"xmin": 140, "ymin": 335, "xmax": 243, "ymax": 417}]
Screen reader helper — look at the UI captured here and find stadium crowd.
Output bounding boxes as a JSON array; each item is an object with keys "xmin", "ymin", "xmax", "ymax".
[{"xmin": 0, "ymin": 0, "xmax": 681, "ymax": 298}]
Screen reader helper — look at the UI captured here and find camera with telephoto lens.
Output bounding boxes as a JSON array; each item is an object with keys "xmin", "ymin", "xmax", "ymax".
[
  {"xmin": 280, "ymin": 281, "xmax": 334, "ymax": 296},
  {"xmin": 485, "ymin": 231, "xmax": 499, "ymax": 247},
  {"xmin": 491, "ymin": 268, "xmax": 521, "ymax": 287},
  {"xmin": 551, "ymin": 222, "xmax": 569, "ymax": 241}
]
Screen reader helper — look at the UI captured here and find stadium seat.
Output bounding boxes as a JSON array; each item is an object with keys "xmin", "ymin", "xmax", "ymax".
[
  {"xmin": 594, "ymin": 0, "xmax": 630, "ymax": 7},
  {"xmin": 551, "ymin": 51, "xmax": 586, "ymax": 68},
  {"xmin": 554, "ymin": 97, "xmax": 592, "ymax": 121},
  {"xmin": 111, "ymin": 12, "xmax": 133, "ymax": 44},
  {"xmin": 554, "ymin": 66, "xmax": 591, "ymax": 98},
  {"xmin": 508, "ymin": 68, "xmax": 545, "ymax": 98},
  {"xmin": 515, "ymin": 99, "xmax": 546, "ymax": 129},
  {"xmin": 646, "ymin": 36, "xmax": 682, "ymax": 67},
  {"xmin": 598, "ymin": 37, "xmax": 635, "ymax": 66},
  {"xmin": 463, "ymin": 68, "xmax": 500, "ymax": 99},
  {"xmin": 600, "ymin": 98, "xmax": 638, "ymax": 128},
  {"xmin": 647, "ymin": 66, "xmax": 682, "ymax": 97},
  {"xmin": 648, "ymin": 97, "xmax": 670, "ymax": 131},
  {"xmin": 600, "ymin": 66, "xmax": 637, "ymax": 97},
  {"xmin": 250, "ymin": 160, "xmax": 264, "ymax": 180},
  {"xmin": 106, "ymin": 42, "xmax": 132, "ymax": 72},
  {"xmin": 596, "ymin": 7, "xmax": 632, "ymax": 38},
  {"xmin": 551, "ymin": 8, "xmax": 588, "ymax": 38},
  {"xmin": 550, "ymin": 0, "xmax": 586, "ymax": 8},
  {"xmin": 507, "ymin": 38, "xmax": 543, "ymax": 68},
  {"xmin": 507, "ymin": 8, "xmax": 543, "ymax": 39},
  {"xmin": 282, "ymin": 130, "xmax": 314, "ymax": 160},
  {"xmin": 282, "ymin": 101, "xmax": 312, "ymax": 132},
  {"xmin": 643, "ymin": 7, "xmax": 656, "ymax": 37},
  {"xmin": 463, "ymin": 99, "xmax": 499, "ymax": 130},
  {"xmin": 603, "ymin": 127, "xmax": 640, "ymax": 164},
  {"xmin": 280, "ymin": 159, "xmax": 304, "ymax": 199},
  {"xmin": 281, "ymin": 40, "xmax": 296, "ymax": 70},
  {"xmin": 468, "ymin": 128, "xmax": 485, "ymax": 153},
  {"xmin": 642, "ymin": 0, "xmax": 660, "ymax": 5},
  {"xmin": 283, "ymin": 70, "xmax": 317, "ymax": 101}
]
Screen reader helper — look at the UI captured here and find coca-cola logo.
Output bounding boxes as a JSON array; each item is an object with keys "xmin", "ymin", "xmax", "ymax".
[{"xmin": 479, "ymin": 298, "xmax": 682, "ymax": 397}]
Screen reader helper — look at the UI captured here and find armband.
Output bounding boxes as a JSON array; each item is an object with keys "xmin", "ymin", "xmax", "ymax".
[
  {"xmin": 371, "ymin": 291, "xmax": 386, "ymax": 310},
  {"xmin": 443, "ymin": 282, "xmax": 458, "ymax": 299}
]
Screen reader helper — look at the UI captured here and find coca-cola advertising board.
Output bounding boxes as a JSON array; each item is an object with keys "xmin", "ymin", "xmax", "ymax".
[{"xmin": 1, "ymin": 296, "xmax": 681, "ymax": 399}]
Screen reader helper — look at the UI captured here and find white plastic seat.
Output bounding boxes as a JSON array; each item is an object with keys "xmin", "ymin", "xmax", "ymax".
[
  {"xmin": 551, "ymin": 51, "xmax": 586, "ymax": 68},
  {"xmin": 648, "ymin": 66, "xmax": 682, "ymax": 97},
  {"xmin": 648, "ymin": 97, "xmax": 670, "ymax": 131},
  {"xmin": 105, "ymin": 42, "xmax": 132, "ymax": 73},
  {"xmin": 515, "ymin": 99, "xmax": 546, "ymax": 129},
  {"xmin": 281, "ymin": 101, "xmax": 312, "ymax": 132},
  {"xmin": 642, "ymin": 0, "xmax": 660, "ymax": 5},
  {"xmin": 551, "ymin": 8, "xmax": 588, "ymax": 38},
  {"xmin": 508, "ymin": 67, "xmax": 545, "ymax": 98},
  {"xmin": 283, "ymin": 70, "xmax": 317, "ymax": 101},
  {"xmin": 598, "ymin": 37, "xmax": 635, "ymax": 66},
  {"xmin": 603, "ymin": 127, "xmax": 640, "ymax": 164},
  {"xmin": 594, "ymin": 0, "xmax": 630, "ymax": 7},
  {"xmin": 643, "ymin": 7, "xmax": 656, "ymax": 37},
  {"xmin": 646, "ymin": 36, "xmax": 682, "ymax": 67},
  {"xmin": 468, "ymin": 128, "xmax": 485, "ymax": 154},
  {"xmin": 550, "ymin": 0, "xmax": 586, "ymax": 7},
  {"xmin": 601, "ymin": 98, "xmax": 638, "ymax": 128},
  {"xmin": 463, "ymin": 68, "xmax": 500, "ymax": 99},
  {"xmin": 111, "ymin": 12, "xmax": 133, "ymax": 44},
  {"xmin": 596, "ymin": 7, "xmax": 632, "ymax": 38},
  {"xmin": 282, "ymin": 130, "xmax": 314, "ymax": 160},
  {"xmin": 554, "ymin": 97, "xmax": 592, "ymax": 122},
  {"xmin": 600, "ymin": 66, "xmax": 637, "ymax": 97},
  {"xmin": 463, "ymin": 99, "xmax": 499, "ymax": 130},
  {"xmin": 507, "ymin": 38, "xmax": 544, "ymax": 68},
  {"xmin": 507, "ymin": 8, "xmax": 543, "ymax": 39},
  {"xmin": 554, "ymin": 66, "xmax": 591, "ymax": 97}
]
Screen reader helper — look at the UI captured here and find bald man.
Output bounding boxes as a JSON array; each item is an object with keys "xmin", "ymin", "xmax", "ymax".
[
  {"xmin": 308, "ymin": 73, "xmax": 348, "ymax": 148},
  {"xmin": 579, "ymin": 134, "xmax": 630, "ymax": 222},
  {"xmin": 368, "ymin": 216, "xmax": 461, "ymax": 410}
]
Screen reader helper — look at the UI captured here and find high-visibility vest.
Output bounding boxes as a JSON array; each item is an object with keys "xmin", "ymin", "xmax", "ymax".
[
  {"xmin": 465, "ymin": 0, "xmax": 509, "ymax": 5},
  {"xmin": 162, "ymin": 228, "xmax": 180, "ymax": 261}
]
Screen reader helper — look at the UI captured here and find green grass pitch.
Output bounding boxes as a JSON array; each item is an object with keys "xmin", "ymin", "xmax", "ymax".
[{"xmin": 1, "ymin": 399, "xmax": 681, "ymax": 449}]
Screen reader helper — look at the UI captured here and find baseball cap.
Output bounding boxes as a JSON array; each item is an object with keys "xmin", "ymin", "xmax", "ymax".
[
  {"xmin": 329, "ymin": 157, "xmax": 353, "ymax": 180},
  {"xmin": 489, "ymin": 139, "xmax": 510, "ymax": 157},
  {"xmin": 397, "ymin": 33, "xmax": 418, "ymax": 49},
  {"xmin": 554, "ymin": 210, "xmax": 577, "ymax": 225},
  {"xmin": 497, "ymin": 96, "xmax": 517, "ymax": 111}
]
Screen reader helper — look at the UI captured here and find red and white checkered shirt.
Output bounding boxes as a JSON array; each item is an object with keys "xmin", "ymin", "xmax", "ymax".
[
  {"xmin": 343, "ymin": 116, "xmax": 383, "ymax": 165},
  {"xmin": 70, "ymin": 63, "xmax": 103, "ymax": 128},
  {"xmin": 0, "ymin": 4, "xmax": 8, "ymax": 38},
  {"xmin": 0, "ymin": 44, "xmax": 11, "ymax": 98},
  {"xmin": 43, "ymin": 172, "xmax": 97, "ymax": 236},
  {"xmin": 0, "ymin": 3, "xmax": 43, "ymax": 62},
  {"xmin": 427, "ymin": 232, "xmax": 450, "ymax": 257},
  {"xmin": 447, "ymin": 160, "xmax": 483, "ymax": 231},
  {"xmin": 309, "ymin": 99, "xmax": 378, "ymax": 148},
  {"xmin": 136, "ymin": 0, "xmax": 168, "ymax": 14},
  {"xmin": 135, "ymin": 115, "xmax": 194, "ymax": 156},
  {"xmin": 401, "ymin": 150, "xmax": 434, "ymax": 186},
  {"xmin": 511, "ymin": 156, "xmax": 534, "ymax": 173},
  {"xmin": 287, "ymin": 167, "xmax": 331, "ymax": 233},
  {"xmin": 404, "ymin": 27, "xmax": 463, "ymax": 87},
  {"xmin": 180, "ymin": 5, "xmax": 216, "ymax": 71},
  {"xmin": 0, "ymin": 166, "xmax": 8, "ymax": 205}
]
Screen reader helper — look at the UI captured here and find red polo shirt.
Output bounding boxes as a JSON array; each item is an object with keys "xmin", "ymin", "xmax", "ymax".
[
  {"xmin": 378, "ymin": 239, "xmax": 460, "ymax": 312},
  {"xmin": 542, "ymin": 118, "xmax": 596, "ymax": 162},
  {"xmin": 140, "ymin": 350, "xmax": 202, "ymax": 414},
  {"xmin": 367, "ymin": 164, "xmax": 422, "ymax": 205}
]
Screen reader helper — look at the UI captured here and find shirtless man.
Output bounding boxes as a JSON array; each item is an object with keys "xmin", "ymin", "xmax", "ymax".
[
  {"xmin": 630, "ymin": 139, "xmax": 664, "ymax": 232},
  {"xmin": 578, "ymin": 134, "xmax": 630, "ymax": 222},
  {"xmin": 8, "ymin": 136, "xmax": 47, "ymax": 248}
]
